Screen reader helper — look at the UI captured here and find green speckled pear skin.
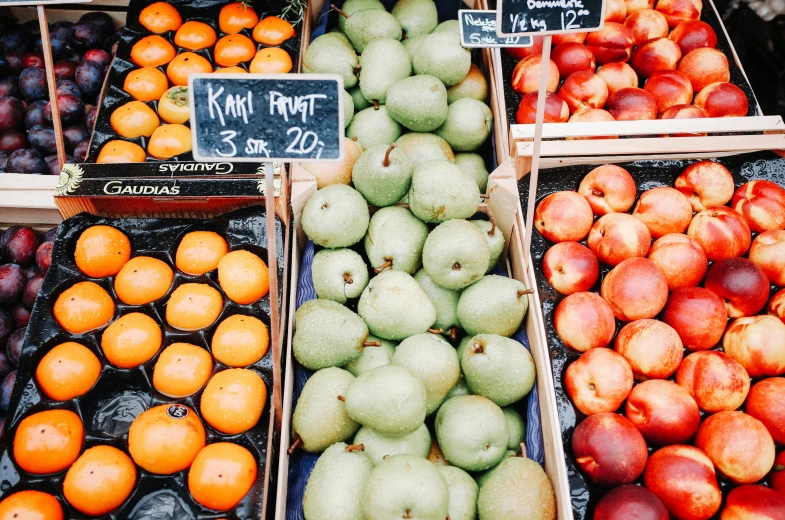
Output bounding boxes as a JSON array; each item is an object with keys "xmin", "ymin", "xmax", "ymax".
[
  {"xmin": 474, "ymin": 450, "xmax": 515, "ymax": 488},
  {"xmin": 436, "ymin": 98, "xmax": 493, "ymax": 152},
  {"xmin": 359, "ymin": 38, "xmax": 411, "ymax": 105},
  {"xmin": 293, "ymin": 299, "xmax": 368, "ymax": 370},
  {"xmin": 395, "ymin": 133, "xmax": 454, "ymax": 167},
  {"xmin": 302, "ymin": 442, "xmax": 372, "ymax": 520},
  {"xmin": 364, "ymin": 206, "xmax": 427, "ymax": 274},
  {"xmin": 386, "ymin": 75, "xmax": 448, "ymax": 132},
  {"xmin": 393, "ymin": 333, "xmax": 460, "ymax": 414},
  {"xmin": 469, "ymin": 220, "xmax": 504, "ymax": 272},
  {"xmin": 413, "ymin": 31, "xmax": 471, "ymax": 86},
  {"xmin": 402, "ymin": 34, "xmax": 428, "ymax": 58},
  {"xmin": 345, "ymin": 10, "xmax": 402, "ymax": 53},
  {"xmin": 302, "ymin": 184, "xmax": 369, "ymax": 248},
  {"xmin": 345, "ymin": 365, "xmax": 427, "ymax": 435},
  {"xmin": 303, "ymin": 33, "xmax": 359, "ymax": 89},
  {"xmin": 342, "ymin": 334, "xmax": 396, "ymax": 376},
  {"xmin": 447, "ymin": 63, "xmax": 489, "ymax": 104},
  {"xmin": 349, "ymin": 85, "xmax": 372, "ymax": 111},
  {"xmin": 353, "ymin": 423, "xmax": 431, "ymax": 465},
  {"xmin": 438, "ymin": 465, "xmax": 479, "ymax": 520},
  {"xmin": 460, "ymin": 334, "xmax": 535, "ymax": 407},
  {"xmin": 423, "ymin": 219, "xmax": 490, "ymax": 290},
  {"xmin": 358, "ymin": 270, "xmax": 436, "ymax": 340},
  {"xmin": 445, "ymin": 374, "xmax": 471, "ymax": 400},
  {"xmin": 434, "ymin": 19, "xmax": 461, "ymax": 34},
  {"xmin": 338, "ymin": 0, "xmax": 385, "ymax": 31},
  {"xmin": 457, "ymin": 275, "xmax": 528, "ymax": 336},
  {"xmin": 391, "ymin": 0, "xmax": 438, "ymax": 36},
  {"xmin": 311, "ymin": 248, "xmax": 369, "ymax": 304},
  {"xmin": 414, "ymin": 268, "xmax": 460, "ymax": 331},
  {"xmin": 456, "ymin": 153, "xmax": 490, "ymax": 192},
  {"xmin": 352, "ymin": 144, "xmax": 414, "ymax": 207},
  {"xmin": 503, "ymin": 406, "xmax": 526, "ymax": 453},
  {"xmin": 408, "ymin": 161, "xmax": 481, "ymax": 223},
  {"xmin": 347, "ymin": 106, "xmax": 403, "ymax": 150},
  {"xmin": 342, "ymin": 89, "xmax": 354, "ymax": 128},
  {"xmin": 477, "ymin": 457, "xmax": 557, "ymax": 520},
  {"xmin": 292, "ymin": 367, "xmax": 359, "ymax": 453},
  {"xmin": 435, "ymin": 395, "xmax": 509, "ymax": 471}
]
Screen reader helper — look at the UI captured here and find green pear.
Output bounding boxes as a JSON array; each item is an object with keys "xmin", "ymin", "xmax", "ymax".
[
  {"xmin": 438, "ymin": 465, "xmax": 479, "ymax": 520},
  {"xmin": 413, "ymin": 32, "xmax": 471, "ymax": 86},
  {"xmin": 457, "ymin": 275, "xmax": 528, "ymax": 336},
  {"xmin": 434, "ymin": 19, "xmax": 461, "ymax": 34},
  {"xmin": 343, "ymin": 334, "xmax": 396, "ymax": 376},
  {"xmin": 445, "ymin": 374, "xmax": 471, "ymax": 400},
  {"xmin": 328, "ymin": 29, "xmax": 352, "ymax": 45},
  {"xmin": 354, "ymin": 423, "xmax": 431, "ymax": 465},
  {"xmin": 386, "ymin": 75, "xmax": 448, "ymax": 132},
  {"xmin": 347, "ymin": 106, "xmax": 402, "ymax": 150},
  {"xmin": 293, "ymin": 299, "xmax": 368, "ymax": 370},
  {"xmin": 456, "ymin": 153, "xmax": 490, "ymax": 192},
  {"xmin": 292, "ymin": 367, "xmax": 359, "ymax": 453},
  {"xmin": 364, "ymin": 206, "xmax": 427, "ymax": 274},
  {"xmin": 408, "ymin": 161, "xmax": 481, "ymax": 223},
  {"xmin": 477, "ymin": 457, "xmax": 557, "ymax": 520},
  {"xmin": 456, "ymin": 335, "xmax": 472, "ymax": 360},
  {"xmin": 352, "ymin": 144, "xmax": 414, "ymax": 207},
  {"xmin": 349, "ymin": 85, "xmax": 372, "ymax": 111},
  {"xmin": 503, "ymin": 407, "xmax": 526, "ymax": 453},
  {"xmin": 361, "ymin": 454, "xmax": 449, "ymax": 520},
  {"xmin": 423, "ymin": 219, "xmax": 491, "ymax": 289},
  {"xmin": 358, "ymin": 270, "xmax": 436, "ymax": 340},
  {"xmin": 345, "ymin": 10, "xmax": 402, "ymax": 53},
  {"xmin": 303, "ymin": 441, "xmax": 372, "ymax": 520},
  {"xmin": 345, "ymin": 365, "xmax": 427, "ymax": 435},
  {"xmin": 301, "ymin": 137, "xmax": 362, "ymax": 189},
  {"xmin": 447, "ymin": 63, "xmax": 489, "ymax": 103},
  {"xmin": 474, "ymin": 450, "xmax": 516, "ymax": 488},
  {"xmin": 435, "ymin": 395, "xmax": 509, "ymax": 471},
  {"xmin": 392, "ymin": 333, "xmax": 460, "ymax": 414},
  {"xmin": 311, "ymin": 248, "xmax": 369, "ymax": 303},
  {"xmin": 338, "ymin": 0, "xmax": 385, "ymax": 31},
  {"xmin": 392, "ymin": 0, "xmax": 438, "ymax": 36},
  {"xmin": 470, "ymin": 220, "xmax": 504, "ymax": 272},
  {"xmin": 402, "ymin": 33, "xmax": 428, "ymax": 58},
  {"xmin": 414, "ymin": 268, "xmax": 460, "ymax": 332},
  {"xmin": 343, "ymin": 89, "xmax": 354, "ymax": 128},
  {"xmin": 460, "ymin": 334, "xmax": 535, "ymax": 407},
  {"xmin": 359, "ymin": 38, "xmax": 411, "ymax": 105},
  {"xmin": 395, "ymin": 133, "xmax": 454, "ymax": 167},
  {"xmin": 436, "ymin": 98, "xmax": 493, "ymax": 152},
  {"xmin": 303, "ymin": 33, "xmax": 359, "ymax": 88},
  {"xmin": 302, "ymin": 184, "xmax": 369, "ymax": 248}
]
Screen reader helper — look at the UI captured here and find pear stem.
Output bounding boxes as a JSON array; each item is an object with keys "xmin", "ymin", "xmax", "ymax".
[
  {"xmin": 344, "ymin": 273, "xmax": 353, "ymax": 284},
  {"xmin": 345, "ymin": 444, "xmax": 365, "ymax": 452},
  {"xmin": 480, "ymin": 194, "xmax": 490, "ymax": 200},
  {"xmin": 383, "ymin": 143, "xmax": 396, "ymax": 167},
  {"xmin": 488, "ymin": 211, "xmax": 497, "ymax": 237},
  {"xmin": 518, "ymin": 289, "xmax": 534, "ymax": 297},
  {"xmin": 372, "ymin": 100, "xmax": 379, "ymax": 110},
  {"xmin": 374, "ymin": 260, "xmax": 392, "ymax": 273},
  {"xmin": 428, "ymin": 328, "xmax": 444, "ymax": 334},
  {"xmin": 287, "ymin": 435, "xmax": 302, "ymax": 455},
  {"xmin": 519, "ymin": 442, "xmax": 528, "ymax": 459},
  {"xmin": 363, "ymin": 340, "xmax": 382, "ymax": 347},
  {"xmin": 351, "ymin": 136, "xmax": 358, "ymax": 142},
  {"xmin": 471, "ymin": 343, "xmax": 484, "ymax": 354},
  {"xmin": 331, "ymin": 4, "xmax": 349, "ymax": 18},
  {"xmin": 450, "ymin": 327, "xmax": 457, "ymax": 342},
  {"xmin": 337, "ymin": 395, "xmax": 346, "ymax": 402}
]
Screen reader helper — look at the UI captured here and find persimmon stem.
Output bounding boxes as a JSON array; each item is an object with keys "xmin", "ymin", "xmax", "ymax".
[
  {"xmin": 287, "ymin": 436, "xmax": 302, "ymax": 455},
  {"xmin": 383, "ymin": 143, "xmax": 396, "ymax": 167},
  {"xmin": 374, "ymin": 260, "xmax": 392, "ymax": 273}
]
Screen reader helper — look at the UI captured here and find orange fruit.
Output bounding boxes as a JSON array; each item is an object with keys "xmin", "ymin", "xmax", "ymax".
[
  {"xmin": 0, "ymin": 490, "xmax": 63, "ymax": 520},
  {"xmin": 249, "ymin": 47, "xmax": 292, "ymax": 74},
  {"xmin": 114, "ymin": 256, "xmax": 174, "ymax": 305},
  {"xmin": 188, "ymin": 442, "xmax": 257, "ymax": 511},
  {"xmin": 63, "ymin": 445, "xmax": 136, "ymax": 516},
  {"xmin": 74, "ymin": 225, "xmax": 131, "ymax": 278},
  {"xmin": 123, "ymin": 67, "xmax": 169, "ymax": 102},
  {"xmin": 215, "ymin": 66, "xmax": 247, "ymax": 74},
  {"xmin": 138, "ymin": 2, "xmax": 182, "ymax": 34},
  {"xmin": 36, "ymin": 342, "xmax": 101, "ymax": 401},
  {"xmin": 110, "ymin": 101, "xmax": 160, "ymax": 138},
  {"xmin": 175, "ymin": 231, "xmax": 229, "ymax": 275},
  {"xmin": 13, "ymin": 409, "xmax": 83, "ymax": 475},
  {"xmin": 219, "ymin": 2, "xmax": 259, "ymax": 35},
  {"xmin": 130, "ymin": 35, "xmax": 177, "ymax": 67},
  {"xmin": 174, "ymin": 21, "xmax": 217, "ymax": 50},
  {"xmin": 252, "ymin": 16, "xmax": 295, "ymax": 46},
  {"xmin": 153, "ymin": 343, "xmax": 213, "ymax": 397},
  {"xmin": 128, "ymin": 404, "xmax": 206, "ymax": 474},
  {"xmin": 166, "ymin": 283, "xmax": 223, "ymax": 330},
  {"xmin": 217, "ymin": 250, "xmax": 269, "ymax": 305},
  {"xmin": 158, "ymin": 86, "xmax": 190, "ymax": 124},
  {"xmin": 166, "ymin": 52, "xmax": 213, "ymax": 87},
  {"xmin": 101, "ymin": 312, "xmax": 162, "ymax": 368},
  {"xmin": 211, "ymin": 315, "xmax": 268, "ymax": 367},
  {"xmin": 53, "ymin": 282, "xmax": 114, "ymax": 334},
  {"xmin": 147, "ymin": 124, "xmax": 192, "ymax": 160},
  {"xmin": 214, "ymin": 34, "xmax": 256, "ymax": 67},
  {"xmin": 200, "ymin": 368, "xmax": 266, "ymax": 434},
  {"xmin": 96, "ymin": 140, "xmax": 147, "ymax": 164}
]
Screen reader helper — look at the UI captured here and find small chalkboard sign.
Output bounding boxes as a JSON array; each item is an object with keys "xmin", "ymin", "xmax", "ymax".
[
  {"xmin": 459, "ymin": 10, "xmax": 532, "ymax": 48},
  {"xmin": 189, "ymin": 74, "xmax": 344, "ymax": 163},
  {"xmin": 496, "ymin": 0, "xmax": 606, "ymax": 36}
]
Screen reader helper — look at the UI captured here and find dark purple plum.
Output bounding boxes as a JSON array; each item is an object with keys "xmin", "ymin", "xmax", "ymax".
[
  {"xmin": 28, "ymin": 125, "xmax": 56, "ymax": 155},
  {"xmin": 7, "ymin": 149, "xmax": 46, "ymax": 174},
  {"xmin": 22, "ymin": 273, "xmax": 43, "ymax": 308},
  {"xmin": 83, "ymin": 48, "xmax": 112, "ymax": 68},
  {"xmin": 5, "ymin": 327, "xmax": 23, "ymax": 366},
  {"xmin": 75, "ymin": 61, "xmax": 103, "ymax": 101},
  {"xmin": 10, "ymin": 304, "xmax": 28, "ymax": 328},
  {"xmin": 0, "ymin": 370, "xmax": 16, "ymax": 414},
  {"xmin": 44, "ymin": 154, "xmax": 72, "ymax": 176},
  {"xmin": 4, "ymin": 51, "xmax": 23, "ymax": 75},
  {"xmin": 79, "ymin": 12, "xmax": 114, "ymax": 36},
  {"xmin": 0, "ymin": 226, "xmax": 15, "ymax": 253},
  {"xmin": 0, "ymin": 129, "xmax": 25, "ymax": 153},
  {"xmin": 0, "ymin": 56, "xmax": 8, "ymax": 77},
  {"xmin": 43, "ymin": 228, "xmax": 56, "ymax": 242},
  {"xmin": 56, "ymin": 80, "xmax": 81, "ymax": 99},
  {"xmin": 24, "ymin": 100, "xmax": 46, "ymax": 129},
  {"xmin": 22, "ymin": 20, "xmax": 40, "ymax": 36},
  {"xmin": 3, "ymin": 227, "xmax": 39, "ymax": 266},
  {"xmin": 35, "ymin": 240, "xmax": 52, "ymax": 273},
  {"xmin": 73, "ymin": 141, "xmax": 89, "ymax": 162},
  {"xmin": 43, "ymin": 36, "xmax": 70, "ymax": 61},
  {"xmin": 18, "ymin": 67, "xmax": 47, "ymax": 102},
  {"xmin": 22, "ymin": 52, "xmax": 44, "ymax": 69},
  {"xmin": 0, "ymin": 352, "xmax": 11, "ymax": 382},
  {"xmin": 0, "ymin": 77, "xmax": 19, "ymax": 98},
  {"xmin": 0, "ymin": 96, "xmax": 24, "ymax": 133},
  {"xmin": 0, "ymin": 310, "xmax": 12, "ymax": 350},
  {"xmin": 54, "ymin": 60, "xmax": 77, "ymax": 81},
  {"xmin": 85, "ymin": 105, "xmax": 98, "ymax": 132},
  {"xmin": 0, "ymin": 264, "xmax": 24, "ymax": 305},
  {"xmin": 63, "ymin": 125, "xmax": 88, "ymax": 153},
  {"xmin": 50, "ymin": 21, "xmax": 73, "ymax": 41},
  {"xmin": 1, "ymin": 30, "xmax": 30, "ymax": 53},
  {"xmin": 72, "ymin": 23, "xmax": 102, "ymax": 51},
  {"xmin": 22, "ymin": 265, "xmax": 37, "ymax": 279},
  {"xmin": 44, "ymin": 95, "xmax": 84, "ymax": 126},
  {"xmin": 0, "ymin": 152, "xmax": 8, "ymax": 171}
]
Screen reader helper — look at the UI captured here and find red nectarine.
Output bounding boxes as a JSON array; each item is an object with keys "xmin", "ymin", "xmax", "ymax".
[
  {"xmin": 669, "ymin": 20, "xmax": 718, "ymax": 54},
  {"xmin": 768, "ymin": 288, "xmax": 785, "ymax": 324},
  {"xmin": 624, "ymin": 9, "xmax": 669, "ymax": 44},
  {"xmin": 694, "ymin": 82, "xmax": 749, "ymax": 117},
  {"xmin": 687, "ymin": 207, "xmax": 751, "ymax": 261},
  {"xmin": 601, "ymin": 257, "xmax": 668, "ymax": 321},
  {"xmin": 554, "ymin": 292, "xmax": 616, "ymax": 352},
  {"xmin": 732, "ymin": 179, "xmax": 785, "ymax": 232},
  {"xmin": 578, "ymin": 164, "xmax": 637, "ymax": 215},
  {"xmin": 656, "ymin": 0, "xmax": 703, "ymax": 28},
  {"xmin": 594, "ymin": 485, "xmax": 668, "ymax": 520},
  {"xmin": 632, "ymin": 186, "xmax": 693, "ymax": 237},
  {"xmin": 588, "ymin": 213, "xmax": 652, "ymax": 266},
  {"xmin": 511, "ymin": 55, "xmax": 560, "ymax": 95},
  {"xmin": 720, "ymin": 485, "xmax": 785, "ymax": 520},
  {"xmin": 662, "ymin": 287, "xmax": 728, "ymax": 351},
  {"xmin": 746, "ymin": 377, "xmax": 785, "ymax": 444},
  {"xmin": 626, "ymin": 379, "xmax": 700, "ymax": 445},
  {"xmin": 534, "ymin": 191, "xmax": 594, "ymax": 243},
  {"xmin": 542, "ymin": 242, "xmax": 600, "ymax": 295},
  {"xmin": 515, "ymin": 92, "xmax": 569, "ymax": 124},
  {"xmin": 614, "ymin": 319, "xmax": 683, "ymax": 380},
  {"xmin": 551, "ymin": 43, "xmax": 596, "ymax": 80},
  {"xmin": 558, "ymin": 72, "xmax": 609, "ymax": 114},
  {"xmin": 586, "ymin": 23, "xmax": 635, "ymax": 64},
  {"xmin": 723, "ymin": 315, "xmax": 785, "ymax": 378},
  {"xmin": 676, "ymin": 350, "xmax": 750, "ymax": 413},
  {"xmin": 606, "ymin": 87, "xmax": 658, "ymax": 120},
  {"xmin": 597, "ymin": 63, "xmax": 640, "ymax": 96},
  {"xmin": 674, "ymin": 160, "xmax": 735, "ymax": 212},
  {"xmin": 644, "ymin": 70, "xmax": 693, "ymax": 114},
  {"xmin": 704, "ymin": 258, "xmax": 769, "ymax": 318},
  {"xmin": 678, "ymin": 48, "xmax": 730, "ymax": 93},
  {"xmin": 571, "ymin": 413, "xmax": 648, "ymax": 486},
  {"xmin": 750, "ymin": 230, "xmax": 785, "ymax": 285},
  {"xmin": 630, "ymin": 37, "xmax": 682, "ymax": 78},
  {"xmin": 565, "ymin": 347, "xmax": 634, "ymax": 415},
  {"xmin": 648, "ymin": 234, "xmax": 708, "ymax": 290}
]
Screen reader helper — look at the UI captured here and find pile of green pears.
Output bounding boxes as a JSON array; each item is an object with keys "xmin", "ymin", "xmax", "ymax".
[{"xmin": 292, "ymin": 5, "xmax": 557, "ymax": 518}]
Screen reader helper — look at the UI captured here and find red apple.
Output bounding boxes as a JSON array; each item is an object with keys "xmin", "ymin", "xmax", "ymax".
[
  {"xmin": 676, "ymin": 350, "xmax": 750, "ymax": 413},
  {"xmin": 644, "ymin": 70, "xmax": 693, "ymax": 114},
  {"xmin": 551, "ymin": 43, "xmax": 596, "ymax": 80},
  {"xmin": 586, "ymin": 23, "xmax": 635, "ymax": 64},
  {"xmin": 577, "ymin": 164, "xmax": 637, "ymax": 215},
  {"xmin": 631, "ymin": 37, "xmax": 682, "ymax": 78},
  {"xmin": 750, "ymin": 231, "xmax": 785, "ymax": 286},
  {"xmin": 678, "ymin": 48, "xmax": 730, "ymax": 93},
  {"xmin": 588, "ymin": 213, "xmax": 652, "ymax": 266},
  {"xmin": 768, "ymin": 288, "xmax": 785, "ymax": 324},
  {"xmin": 660, "ymin": 104, "xmax": 708, "ymax": 120},
  {"xmin": 746, "ymin": 377, "xmax": 785, "ymax": 444},
  {"xmin": 669, "ymin": 20, "xmax": 718, "ymax": 54},
  {"xmin": 511, "ymin": 55, "xmax": 560, "ymax": 95},
  {"xmin": 571, "ymin": 413, "xmax": 648, "ymax": 486},
  {"xmin": 648, "ymin": 234, "xmax": 708, "ymax": 290},
  {"xmin": 565, "ymin": 347, "xmax": 634, "ymax": 415},
  {"xmin": 601, "ymin": 257, "xmax": 668, "ymax": 321},
  {"xmin": 732, "ymin": 179, "xmax": 785, "ymax": 232},
  {"xmin": 553, "ymin": 32, "xmax": 588, "ymax": 45},
  {"xmin": 594, "ymin": 485, "xmax": 669, "ymax": 520},
  {"xmin": 695, "ymin": 411, "xmax": 775, "ymax": 484},
  {"xmin": 704, "ymin": 258, "xmax": 769, "ymax": 318},
  {"xmin": 656, "ymin": 0, "xmax": 703, "ymax": 28},
  {"xmin": 597, "ymin": 62, "xmax": 640, "ymax": 96},
  {"xmin": 534, "ymin": 191, "xmax": 594, "ymax": 242},
  {"xmin": 627, "ymin": 0, "xmax": 656, "ymax": 13},
  {"xmin": 721, "ymin": 485, "xmax": 785, "ymax": 520},
  {"xmin": 769, "ymin": 451, "xmax": 785, "ymax": 495},
  {"xmin": 607, "ymin": 87, "xmax": 658, "ymax": 120},
  {"xmin": 554, "ymin": 292, "xmax": 616, "ymax": 352},
  {"xmin": 558, "ymin": 72, "xmax": 610, "ymax": 114},
  {"xmin": 662, "ymin": 287, "xmax": 728, "ymax": 351},
  {"xmin": 542, "ymin": 242, "xmax": 600, "ymax": 295},
  {"xmin": 626, "ymin": 379, "xmax": 700, "ymax": 445},
  {"xmin": 687, "ymin": 207, "xmax": 751, "ymax": 261},
  {"xmin": 515, "ymin": 92, "xmax": 570, "ymax": 124},
  {"xmin": 567, "ymin": 109, "xmax": 618, "ymax": 140},
  {"xmin": 643, "ymin": 445, "xmax": 722, "ymax": 520},
  {"xmin": 674, "ymin": 160, "xmax": 735, "ymax": 212},
  {"xmin": 632, "ymin": 186, "xmax": 692, "ymax": 237},
  {"xmin": 694, "ymin": 82, "xmax": 749, "ymax": 117},
  {"xmin": 615, "ymin": 319, "xmax": 683, "ymax": 380},
  {"xmin": 723, "ymin": 315, "xmax": 785, "ymax": 378},
  {"xmin": 605, "ymin": 0, "xmax": 628, "ymax": 22},
  {"xmin": 624, "ymin": 9, "xmax": 669, "ymax": 44}
]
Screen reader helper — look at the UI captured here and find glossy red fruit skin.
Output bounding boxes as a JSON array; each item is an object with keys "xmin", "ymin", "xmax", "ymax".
[
  {"xmin": 662, "ymin": 287, "xmax": 727, "ymax": 351},
  {"xmin": 720, "ymin": 485, "xmax": 785, "ymax": 520},
  {"xmin": 769, "ymin": 451, "xmax": 785, "ymax": 494},
  {"xmin": 703, "ymin": 257, "xmax": 769, "ymax": 318},
  {"xmin": 594, "ymin": 485, "xmax": 669, "ymax": 520}
]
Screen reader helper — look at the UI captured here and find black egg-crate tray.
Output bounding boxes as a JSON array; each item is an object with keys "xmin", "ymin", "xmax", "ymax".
[
  {"xmin": 0, "ymin": 206, "xmax": 286, "ymax": 520},
  {"xmin": 520, "ymin": 151, "xmax": 785, "ymax": 520},
  {"xmin": 86, "ymin": 0, "xmax": 304, "ymax": 166},
  {"xmin": 498, "ymin": 0, "xmax": 760, "ymax": 127}
]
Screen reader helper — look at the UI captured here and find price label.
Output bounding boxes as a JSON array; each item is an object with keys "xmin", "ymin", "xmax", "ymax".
[
  {"xmin": 496, "ymin": 0, "xmax": 606, "ymax": 36},
  {"xmin": 459, "ymin": 10, "xmax": 532, "ymax": 48},
  {"xmin": 189, "ymin": 74, "xmax": 344, "ymax": 163}
]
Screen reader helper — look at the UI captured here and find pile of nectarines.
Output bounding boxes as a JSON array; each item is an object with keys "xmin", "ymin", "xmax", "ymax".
[
  {"xmin": 537, "ymin": 160, "xmax": 785, "ymax": 519},
  {"xmin": 510, "ymin": 0, "xmax": 750, "ymax": 126}
]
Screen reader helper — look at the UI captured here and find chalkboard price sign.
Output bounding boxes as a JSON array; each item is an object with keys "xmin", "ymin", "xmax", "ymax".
[
  {"xmin": 189, "ymin": 74, "xmax": 344, "ymax": 163},
  {"xmin": 459, "ymin": 10, "xmax": 532, "ymax": 48},
  {"xmin": 496, "ymin": 0, "xmax": 606, "ymax": 36}
]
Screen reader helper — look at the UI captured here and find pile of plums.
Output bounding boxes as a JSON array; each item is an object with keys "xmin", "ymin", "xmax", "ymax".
[
  {"xmin": 0, "ymin": 12, "xmax": 121, "ymax": 174},
  {"xmin": 536, "ymin": 161, "xmax": 785, "ymax": 519},
  {"xmin": 510, "ymin": 0, "xmax": 750, "ymax": 125},
  {"xmin": 0, "ymin": 225, "xmax": 55, "ymax": 435}
]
